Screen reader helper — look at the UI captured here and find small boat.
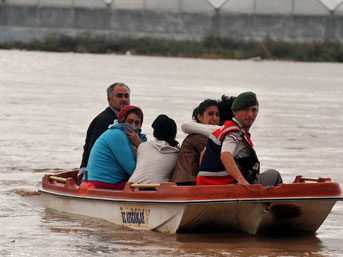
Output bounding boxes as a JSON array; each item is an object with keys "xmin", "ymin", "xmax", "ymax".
[{"xmin": 39, "ymin": 170, "xmax": 343, "ymax": 235}]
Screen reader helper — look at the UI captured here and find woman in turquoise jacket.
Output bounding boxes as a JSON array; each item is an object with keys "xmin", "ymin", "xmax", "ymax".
[{"xmin": 84, "ymin": 105, "xmax": 146, "ymax": 190}]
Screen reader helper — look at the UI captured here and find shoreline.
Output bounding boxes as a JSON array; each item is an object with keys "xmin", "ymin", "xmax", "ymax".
[{"xmin": 1, "ymin": 35, "xmax": 342, "ymax": 63}]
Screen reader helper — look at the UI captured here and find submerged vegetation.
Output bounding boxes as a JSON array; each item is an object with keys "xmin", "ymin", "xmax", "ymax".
[{"xmin": 1, "ymin": 35, "xmax": 343, "ymax": 62}]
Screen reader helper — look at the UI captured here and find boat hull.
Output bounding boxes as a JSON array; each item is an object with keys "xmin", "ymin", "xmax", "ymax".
[{"xmin": 39, "ymin": 170, "xmax": 343, "ymax": 235}]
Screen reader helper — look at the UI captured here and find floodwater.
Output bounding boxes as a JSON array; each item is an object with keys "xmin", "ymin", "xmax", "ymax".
[{"xmin": 0, "ymin": 49, "xmax": 342, "ymax": 256}]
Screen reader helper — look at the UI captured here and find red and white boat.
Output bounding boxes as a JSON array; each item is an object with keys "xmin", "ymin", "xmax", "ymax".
[{"xmin": 39, "ymin": 170, "xmax": 343, "ymax": 235}]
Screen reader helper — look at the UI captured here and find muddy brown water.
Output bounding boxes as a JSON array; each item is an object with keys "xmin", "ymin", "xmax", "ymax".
[{"xmin": 1, "ymin": 49, "xmax": 342, "ymax": 256}]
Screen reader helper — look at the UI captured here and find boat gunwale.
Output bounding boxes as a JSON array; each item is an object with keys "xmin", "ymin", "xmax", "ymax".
[
  {"xmin": 40, "ymin": 171, "xmax": 343, "ymax": 204},
  {"xmin": 38, "ymin": 188, "xmax": 343, "ymax": 204}
]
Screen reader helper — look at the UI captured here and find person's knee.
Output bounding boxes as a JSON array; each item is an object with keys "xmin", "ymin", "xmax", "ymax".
[{"xmin": 264, "ymin": 169, "xmax": 283, "ymax": 185}]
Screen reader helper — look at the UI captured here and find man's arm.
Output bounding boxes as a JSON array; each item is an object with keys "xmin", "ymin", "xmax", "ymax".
[
  {"xmin": 80, "ymin": 110, "xmax": 115, "ymax": 168},
  {"xmin": 221, "ymin": 152, "xmax": 249, "ymax": 185},
  {"xmin": 80, "ymin": 124, "xmax": 105, "ymax": 168}
]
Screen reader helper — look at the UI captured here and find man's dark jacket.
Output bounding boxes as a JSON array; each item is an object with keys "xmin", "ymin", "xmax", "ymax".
[{"xmin": 80, "ymin": 107, "xmax": 117, "ymax": 168}]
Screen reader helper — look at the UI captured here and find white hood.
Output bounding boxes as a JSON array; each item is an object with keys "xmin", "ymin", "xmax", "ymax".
[{"xmin": 148, "ymin": 138, "xmax": 179, "ymax": 153}]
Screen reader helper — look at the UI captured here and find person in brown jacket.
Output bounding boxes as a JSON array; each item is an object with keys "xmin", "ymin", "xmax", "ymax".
[{"xmin": 170, "ymin": 99, "xmax": 220, "ymax": 185}]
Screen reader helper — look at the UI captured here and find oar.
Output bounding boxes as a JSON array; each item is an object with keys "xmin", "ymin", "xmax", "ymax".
[
  {"xmin": 49, "ymin": 176, "xmax": 160, "ymax": 188},
  {"xmin": 130, "ymin": 183, "xmax": 160, "ymax": 188},
  {"xmin": 49, "ymin": 176, "xmax": 67, "ymax": 183},
  {"xmin": 301, "ymin": 177, "xmax": 321, "ymax": 182}
]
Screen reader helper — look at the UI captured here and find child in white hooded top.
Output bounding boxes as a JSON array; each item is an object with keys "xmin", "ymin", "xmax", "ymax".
[{"xmin": 128, "ymin": 115, "xmax": 179, "ymax": 184}]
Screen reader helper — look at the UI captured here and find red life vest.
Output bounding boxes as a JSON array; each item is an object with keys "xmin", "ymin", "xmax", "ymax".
[{"xmin": 198, "ymin": 120, "xmax": 260, "ymax": 184}]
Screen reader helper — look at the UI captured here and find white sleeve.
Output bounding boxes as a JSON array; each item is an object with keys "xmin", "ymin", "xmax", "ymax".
[
  {"xmin": 181, "ymin": 121, "xmax": 220, "ymax": 137},
  {"xmin": 221, "ymin": 134, "xmax": 239, "ymax": 154}
]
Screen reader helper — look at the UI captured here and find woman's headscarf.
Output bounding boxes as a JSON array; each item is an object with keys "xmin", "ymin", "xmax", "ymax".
[{"xmin": 118, "ymin": 105, "xmax": 144, "ymax": 124}]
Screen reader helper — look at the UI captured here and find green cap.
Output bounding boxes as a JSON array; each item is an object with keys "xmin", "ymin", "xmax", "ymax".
[{"xmin": 231, "ymin": 91, "xmax": 259, "ymax": 111}]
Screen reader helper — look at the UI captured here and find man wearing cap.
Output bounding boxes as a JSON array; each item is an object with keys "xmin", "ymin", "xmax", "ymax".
[
  {"xmin": 197, "ymin": 91, "xmax": 282, "ymax": 187},
  {"xmin": 79, "ymin": 82, "xmax": 130, "ymax": 181}
]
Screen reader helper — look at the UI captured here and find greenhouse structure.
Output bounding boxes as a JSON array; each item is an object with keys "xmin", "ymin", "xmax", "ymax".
[{"xmin": 1, "ymin": 0, "xmax": 343, "ymax": 42}]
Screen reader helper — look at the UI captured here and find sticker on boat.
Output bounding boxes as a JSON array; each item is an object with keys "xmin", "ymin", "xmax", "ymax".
[{"xmin": 120, "ymin": 206, "xmax": 150, "ymax": 228}]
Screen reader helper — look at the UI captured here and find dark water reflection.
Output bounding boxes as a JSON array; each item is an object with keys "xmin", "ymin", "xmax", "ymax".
[
  {"xmin": 32, "ymin": 208, "xmax": 336, "ymax": 257},
  {"xmin": 37, "ymin": 209, "xmax": 327, "ymax": 257},
  {"xmin": 1, "ymin": 49, "xmax": 342, "ymax": 256}
]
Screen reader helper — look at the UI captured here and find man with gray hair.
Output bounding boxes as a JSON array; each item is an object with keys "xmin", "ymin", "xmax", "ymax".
[{"xmin": 79, "ymin": 82, "xmax": 130, "ymax": 180}]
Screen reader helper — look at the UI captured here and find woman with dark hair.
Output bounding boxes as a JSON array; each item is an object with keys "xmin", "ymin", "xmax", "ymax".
[
  {"xmin": 217, "ymin": 95, "xmax": 236, "ymax": 125},
  {"xmin": 82, "ymin": 105, "xmax": 147, "ymax": 190},
  {"xmin": 129, "ymin": 114, "xmax": 179, "ymax": 184},
  {"xmin": 169, "ymin": 99, "xmax": 220, "ymax": 185}
]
